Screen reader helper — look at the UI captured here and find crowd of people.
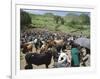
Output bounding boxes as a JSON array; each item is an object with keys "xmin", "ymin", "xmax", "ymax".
[{"xmin": 20, "ymin": 28, "xmax": 90, "ymax": 69}]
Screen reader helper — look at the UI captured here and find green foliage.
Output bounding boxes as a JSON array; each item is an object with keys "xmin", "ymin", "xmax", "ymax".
[
  {"xmin": 54, "ymin": 16, "xmax": 64, "ymax": 24},
  {"xmin": 20, "ymin": 10, "xmax": 32, "ymax": 29},
  {"xmin": 67, "ymin": 20, "xmax": 76, "ymax": 28},
  {"xmin": 79, "ymin": 14, "xmax": 90, "ymax": 25},
  {"xmin": 20, "ymin": 11, "xmax": 90, "ymax": 37}
]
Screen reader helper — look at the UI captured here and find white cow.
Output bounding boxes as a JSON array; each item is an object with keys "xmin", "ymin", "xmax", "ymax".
[{"xmin": 57, "ymin": 50, "xmax": 71, "ymax": 67}]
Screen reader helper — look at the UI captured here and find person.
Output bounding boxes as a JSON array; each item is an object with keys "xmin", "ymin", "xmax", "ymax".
[
  {"xmin": 64, "ymin": 48, "xmax": 72, "ymax": 67},
  {"xmin": 71, "ymin": 43, "xmax": 80, "ymax": 67},
  {"xmin": 80, "ymin": 47, "xmax": 90, "ymax": 66}
]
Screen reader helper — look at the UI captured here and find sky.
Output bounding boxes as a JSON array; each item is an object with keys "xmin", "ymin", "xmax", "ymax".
[{"xmin": 22, "ymin": 9, "xmax": 90, "ymax": 16}]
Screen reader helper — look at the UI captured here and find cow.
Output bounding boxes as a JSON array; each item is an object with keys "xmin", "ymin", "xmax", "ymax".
[
  {"xmin": 33, "ymin": 38, "xmax": 43, "ymax": 51},
  {"xmin": 21, "ymin": 42, "xmax": 33, "ymax": 54},
  {"xmin": 24, "ymin": 49, "xmax": 53, "ymax": 69}
]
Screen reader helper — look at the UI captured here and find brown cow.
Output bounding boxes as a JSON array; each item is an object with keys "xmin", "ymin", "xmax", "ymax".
[{"xmin": 21, "ymin": 42, "xmax": 33, "ymax": 54}]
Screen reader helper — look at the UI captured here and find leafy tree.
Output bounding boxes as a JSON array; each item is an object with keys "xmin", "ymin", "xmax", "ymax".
[
  {"xmin": 67, "ymin": 20, "xmax": 77, "ymax": 28},
  {"xmin": 20, "ymin": 9, "xmax": 32, "ymax": 29},
  {"xmin": 79, "ymin": 14, "xmax": 90, "ymax": 25},
  {"xmin": 54, "ymin": 15, "xmax": 64, "ymax": 31},
  {"xmin": 54, "ymin": 16, "xmax": 64, "ymax": 24}
]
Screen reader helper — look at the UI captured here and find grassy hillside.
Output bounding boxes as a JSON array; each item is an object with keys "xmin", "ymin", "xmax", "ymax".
[{"xmin": 21, "ymin": 11, "xmax": 90, "ymax": 37}]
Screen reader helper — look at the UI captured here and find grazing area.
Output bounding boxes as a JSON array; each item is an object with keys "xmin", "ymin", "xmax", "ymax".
[{"xmin": 20, "ymin": 9, "xmax": 90, "ymax": 70}]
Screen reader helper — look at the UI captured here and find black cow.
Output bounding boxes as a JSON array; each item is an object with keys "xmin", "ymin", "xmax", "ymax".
[{"xmin": 25, "ymin": 50, "xmax": 52, "ymax": 69}]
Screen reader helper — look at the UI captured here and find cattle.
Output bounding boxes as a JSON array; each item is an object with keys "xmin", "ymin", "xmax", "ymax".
[
  {"xmin": 24, "ymin": 49, "xmax": 53, "ymax": 69},
  {"xmin": 40, "ymin": 40, "xmax": 59, "ymax": 62},
  {"xmin": 21, "ymin": 42, "xmax": 33, "ymax": 54},
  {"xmin": 42, "ymin": 39, "xmax": 67, "ymax": 62},
  {"xmin": 57, "ymin": 51, "xmax": 67, "ymax": 67},
  {"xmin": 54, "ymin": 39, "xmax": 65, "ymax": 53},
  {"xmin": 20, "ymin": 28, "xmax": 90, "ymax": 69},
  {"xmin": 45, "ymin": 39, "xmax": 64, "ymax": 53},
  {"xmin": 54, "ymin": 50, "xmax": 71, "ymax": 68},
  {"xmin": 33, "ymin": 38, "xmax": 43, "ymax": 51}
]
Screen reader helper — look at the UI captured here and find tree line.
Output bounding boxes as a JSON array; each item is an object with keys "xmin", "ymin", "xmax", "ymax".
[{"xmin": 20, "ymin": 10, "xmax": 90, "ymax": 30}]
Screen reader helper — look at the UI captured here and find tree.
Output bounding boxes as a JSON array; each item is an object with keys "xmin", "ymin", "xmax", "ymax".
[
  {"xmin": 20, "ymin": 10, "xmax": 32, "ymax": 29},
  {"xmin": 67, "ymin": 20, "xmax": 77, "ymax": 28},
  {"xmin": 54, "ymin": 15, "xmax": 64, "ymax": 31},
  {"xmin": 54, "ymin": 16, "xmax": 64, "ymax": 24},
  {"xmin": 79, "ymin": 14, "xmax": 90, "ymax": 25}
]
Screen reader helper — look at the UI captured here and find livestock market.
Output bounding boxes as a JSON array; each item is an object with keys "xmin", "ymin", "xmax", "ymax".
[{"xmin": 20, "ymin": 9, "xmax": 90, "ymax": 69}]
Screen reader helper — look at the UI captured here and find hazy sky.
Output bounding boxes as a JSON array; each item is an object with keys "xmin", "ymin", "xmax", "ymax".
[{"xmin": 22, "ymin": 9, "xmax": 90, "ymax": 16}]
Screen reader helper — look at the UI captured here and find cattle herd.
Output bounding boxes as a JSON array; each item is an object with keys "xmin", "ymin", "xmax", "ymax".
[{"xmin": 20, "ymin": 28, "xmax": 90, "ymax": 69}]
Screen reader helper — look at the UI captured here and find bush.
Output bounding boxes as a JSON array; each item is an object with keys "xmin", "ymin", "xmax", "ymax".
[{"xmin": 67, "ymin": 20, "xmax": 77, "ymax": 28}]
